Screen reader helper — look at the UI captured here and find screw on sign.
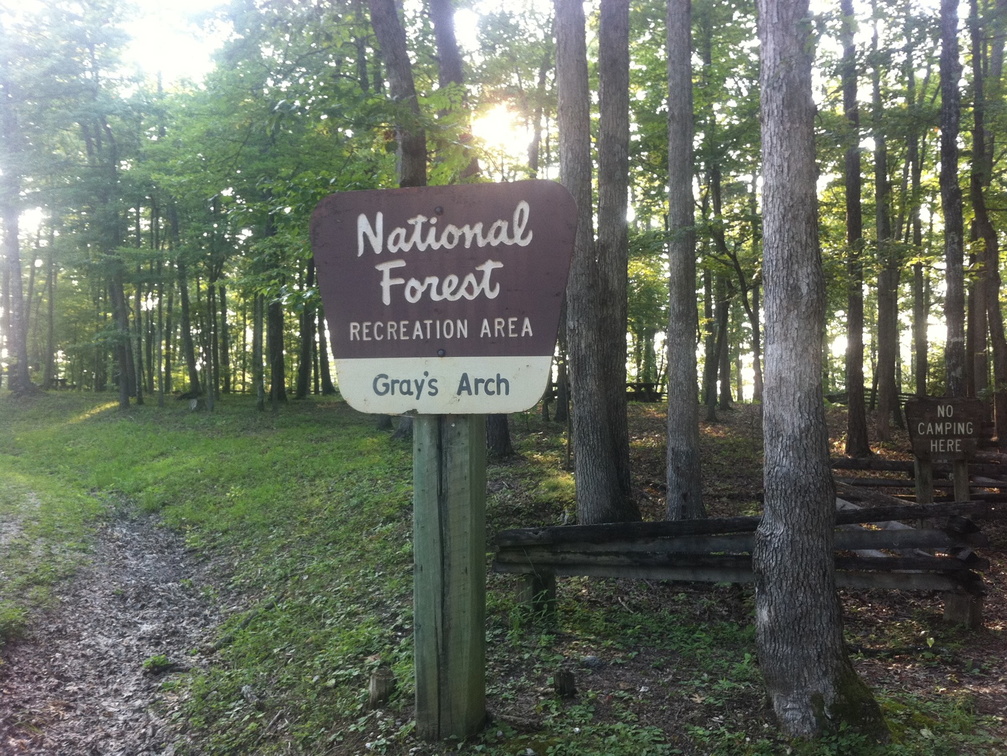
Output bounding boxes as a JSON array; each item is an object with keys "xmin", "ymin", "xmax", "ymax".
[{"xmin": 310, "ymin": 180, "xmax": 576, "ymax": 415}]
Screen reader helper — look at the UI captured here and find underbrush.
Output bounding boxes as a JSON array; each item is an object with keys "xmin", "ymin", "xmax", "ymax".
[{"xmin": 0, "ymin": 393, "xmax": 1002, "ymax": 754}]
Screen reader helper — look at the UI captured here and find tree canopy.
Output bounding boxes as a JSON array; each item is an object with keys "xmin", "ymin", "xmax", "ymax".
[{"xmin": 3, "ymin": 0, "xmax": 1001, "ymax": 425}]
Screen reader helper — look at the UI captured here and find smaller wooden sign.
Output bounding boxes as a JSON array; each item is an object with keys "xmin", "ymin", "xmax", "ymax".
[{"xmin": 904, "ymin": 397, "xmax": 984, "ymax": 461}]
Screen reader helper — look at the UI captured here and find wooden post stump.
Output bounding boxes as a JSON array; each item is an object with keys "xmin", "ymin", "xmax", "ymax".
[
  {"xmin": 944, "ymin": 593, "xmax": 983, "ymax": 629},
  {"xmin": 520, "ymin": 571, "xmax": 557, "ymax": 626},
  {"xmin": 412, "ymin": 415, "xmax": 487, "ymax": 741}
]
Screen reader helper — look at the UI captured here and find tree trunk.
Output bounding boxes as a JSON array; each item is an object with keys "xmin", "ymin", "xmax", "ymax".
[
  {"xmin": 429, "ymin": 0, "xmax": 479, "ymax": 180},
  {"xmin": 43, "ymin": 236, "xmax": 56, "ymax": 390},
  {"xmin": 253, "ymin": 293, "xmax": 265, "ymax": 412},
  {"xmin": 133, "ymin": 263, "xmax": 144, "ymax": 406},
  {"xmin": 665, "ymin": 0, "xmax": 704, "ymax": 519},
  {"xmin": 0, "ymin": 67, "xmax": 31, "ymax": 395},
  {"xmin": 969, "ymin": 0, "xmax": 1007, "ymax": 449},
  {"xmin": 872, "ymin": 10, "xmax": 900, "ymax": 439},
  {"xmin": 486, "ymin": 415, "xmax": 515, "ymax": 459},
  {"xmin": 176, "ymin": 258, "xmax": 201, "ymax": 397},
  {"xmin": 717, "ymin": 279, "xmax": 732, "ymax": 410},
  {"xmin": 368, "ymin": 0, "xmax": 427, "ymax": 188},
  {"xmin": 753, "ymin": 0, "xmax": 886, "ymax": 738},
  {"xmin": 163, "ymin": 271, "xmax": 174, "ymax": 399},
  {"xmin": 702, "ymin": 268, "xmax": 718, "ymax": 421},
  {"xmin": 554, "ymin": 0, "xmax": 637, "ymax": 524},
  {"xmin": 0, "ymin": 191, "xmax": 30, "ymax": 394},
  {"xmin": 295, "ymin": 259, "xmax": 317, "ymax": 400},
  {"xmin": 905, "ymin": 17, "xmax": 928, "ymax": 397},
  {"xmin": 267, "ymin": 297, "xmax": 286, "ymax": 407},
  {"xmin": 369, "ymin": 0, "xmax": 427, "ymax": 434},
  {"xmin": 596, "ymin": 0, "xmax": 634, "ymax": 508},
  {"xmin": 108, "ymin": 271, "xmax": 132, "ymax": 409},
  {"xmin": 840, "ymin": 0, "xmax": 870, "ymax": 457},
  {"xmin": 318, "ymin": 307, "xmax": 337, "ymax": 395},
  {"xmin": 941, "ymin": 0, "xmax": 967, "ymax": 397},
  {"xmin": 219, "ymin": 282, "xmax": 231, "ymax": 394}
]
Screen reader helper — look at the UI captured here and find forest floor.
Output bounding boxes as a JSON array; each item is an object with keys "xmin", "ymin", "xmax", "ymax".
[
  {"xmin": 0, "ymin": 500, "xmax": 221, "ymax": 755},
  {"xmin": 0, "ymin": 399, "xmax": 1005, "ymax": 754},
  {"xmin": 628, "ymin": 403, "xmax": 1007, "ymax": 748}
]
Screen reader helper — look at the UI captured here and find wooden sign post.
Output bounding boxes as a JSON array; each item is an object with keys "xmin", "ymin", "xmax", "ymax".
[
  {"xmin": 311, "ymin": 181, "xmax": 575, "ymax": 740},
  {"xmin": 412, "ymin": 414, "xmax": 486, "ymax": 738}
]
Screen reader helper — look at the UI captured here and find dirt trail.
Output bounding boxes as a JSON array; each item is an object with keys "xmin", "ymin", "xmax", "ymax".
[{"xmin": 0, "ymin": 507, "xmax": 220, "ymax": 755}]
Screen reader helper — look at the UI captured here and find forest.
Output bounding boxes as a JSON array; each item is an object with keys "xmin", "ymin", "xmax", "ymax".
[
  {"xmin": 2, "ymin": 0, "xmax": 1002, "ymax": 429},
  {"xmin": 2, "ymin": 0, "xmax": 1007, "ymax": 746}
]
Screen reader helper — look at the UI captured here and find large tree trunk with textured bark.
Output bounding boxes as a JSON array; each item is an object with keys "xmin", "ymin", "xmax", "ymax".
[
  {"xmin": 554, "ymin": 0, "xmax": 637, "ymax": 524},
  {"xmin": 840, "ymin": 0, "xmax": 870, "ymax": 457},
  {"xmin": 665, "ymin": 0, "xmax": 704, "ymax": 519},
  {"xmin": 753, "ymin": 0, "xmax": 886, "ymax": 739},
  {"xmin": 941, "ymin": 0, "xmax": 967, "ymax": 397}
]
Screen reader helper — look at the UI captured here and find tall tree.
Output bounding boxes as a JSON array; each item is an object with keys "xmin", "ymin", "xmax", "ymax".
[
  {"xmin": 554, "ymin": 0, "xmax": 637, "ymax": 524},
  {"xmin": 969, "ymin": 0, "xmax": 1007, "ymax": 449},
  {"xmin": 369, "ymin": 0, "xmax": 427, "ymax": 188},
  {"xmin": 596, "ymin": 0, "xmax": 634, "ymax": 510},
  {"xmin": 665, "ymin": 0, "xmax": 704, "ymax": 519},
  {"xmin": 752, "ymin": 0, "xmax": 885, "ymax": 737},
  {"xmin": 872, "ymin": 6, "xmax": 900, "ymax": 439},
  {"xmin": 0, "ymin": 25, "xmax": 31, "ymax": 395},
  {"xmin": 941, "ymin": 0, "xmax": 967, "ymax": 397},
  {"xmin": 294, "ymin": 259, "xmax": 317, "ymax": 400},
  {"xmin": 904, "ymin": 5, "xmax": 930, "ymax": 398},
  {"xmin": 369, "ymin": 0, "xmax": 427, "ymax": 437},
  {"xmin": 840, "ymin": 0, "xmax": 870, "ymax": 457}
]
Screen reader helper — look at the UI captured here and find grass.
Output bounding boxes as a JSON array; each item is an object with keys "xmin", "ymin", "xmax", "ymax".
[{"xmin": 0, "ymin": 392, "xmax": 1003, "ymax": 754}]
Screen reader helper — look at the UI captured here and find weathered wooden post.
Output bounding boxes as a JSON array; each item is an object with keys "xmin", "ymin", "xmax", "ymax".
[
  {"xmin": 311, "ymin": 181, "xmax": 575, "ymax": 741},
  {"xmin": 413, "ymin": 414, "xmax": 486, "ymax": 738}
]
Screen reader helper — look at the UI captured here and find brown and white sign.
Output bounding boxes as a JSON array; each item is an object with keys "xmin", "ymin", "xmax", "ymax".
[
  {"xmin": 310, "ymin": 180, "xmax": 576, "ymax": 414},
  {"xmin": 904, "ymin": 397, "xmax": 984, "ymax": 461}
]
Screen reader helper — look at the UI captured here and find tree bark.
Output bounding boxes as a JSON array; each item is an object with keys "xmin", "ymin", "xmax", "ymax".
[
  {"xmin": 369, "ymin": 0, "xmax": 427, "ymax": 437},
  {"xmin": 969, "ymin": 0, "xmax": 1007, "ymax": 449},
  {"xmin": 753, "ymin": 0, "xmax": 886, "ymax": 738},
  {"xmin": 486, "ymin": 415, "xmax": 515, "ymax": 459},
  {"xmin": 701, "ymin": 268, "xmax": 718, "ymax": 421},
  {"xmin": 872, "ymin": 9, "xmax": 900, "ymax": 439},
  {"xmin": 0, "ymin": 62, "xmax": 32, "ymax": 395},
  {"xmin": 904, "ymin": 16, "xmax": 928, "ymax": 397},
  {"xmin": 318, "ymin": 307, "xmax": 337, "ymax": 395},
  {"xmin": 840, "ymin": 0, "xmax": 870, "ymax": 457},
  {"xmin": 177, "ymin": 257, "xmax": 201, "ymax": 397},
  {"xmin": 665, "ymin": 0, "xmax": 704, "ymax": 519},
  {"xmin": 429, "ymin": 0, "xmax": 479, "ymax": 179},
  {"xmin": 941, "ymin": 0, "xmax": 967, "ymax": 397},
  {"xmin": 554, "ymin": 0, "xmax": 637, "ymax": 524},
  {"xmin": 295, "ymin": 259, "xmax": 317, "ymax": 400},
  {"xmin": 596, "ymin": 0, "xmax": 634, "ymax": 508},
  {"xmin": 0, "ymin": 185, "xmax": 29, "ymax": 394},
  {"xmin": 368, "ymin": 0, "xmax": 427, "ymax": 188},
  {"xmin": 267, "ymin": 297, "xmax": 286, "ymax": 407},
  {"xmin": 253, "ymin": 293, "xmax": 265, "ymax": 411}
]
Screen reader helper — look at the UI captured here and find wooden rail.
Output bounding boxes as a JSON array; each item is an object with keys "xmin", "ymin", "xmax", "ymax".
[{"xmin": 493, "ymin": 501, "xmax": 1000, "ymax": 628}]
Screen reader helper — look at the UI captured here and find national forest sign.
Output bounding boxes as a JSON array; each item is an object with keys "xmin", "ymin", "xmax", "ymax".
[{"xmin": 310, "ymin": 180, "xmax": 576, "ymax": 414}]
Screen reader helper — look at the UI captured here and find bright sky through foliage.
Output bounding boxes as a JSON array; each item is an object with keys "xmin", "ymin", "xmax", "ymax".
[{"xmin": 121, "ymin": 0, "xmax": 228, "ymax": 85}]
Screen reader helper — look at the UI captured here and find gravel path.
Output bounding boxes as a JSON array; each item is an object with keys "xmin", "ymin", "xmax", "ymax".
[{"xmin": 0, "ymin": 508, "xmax": 221, "ymax": 755}]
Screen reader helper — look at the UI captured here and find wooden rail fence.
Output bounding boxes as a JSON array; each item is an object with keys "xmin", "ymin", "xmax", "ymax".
[{"xmin": 494, "ymin": 501, "xmax": 999, "ymax": 629}]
